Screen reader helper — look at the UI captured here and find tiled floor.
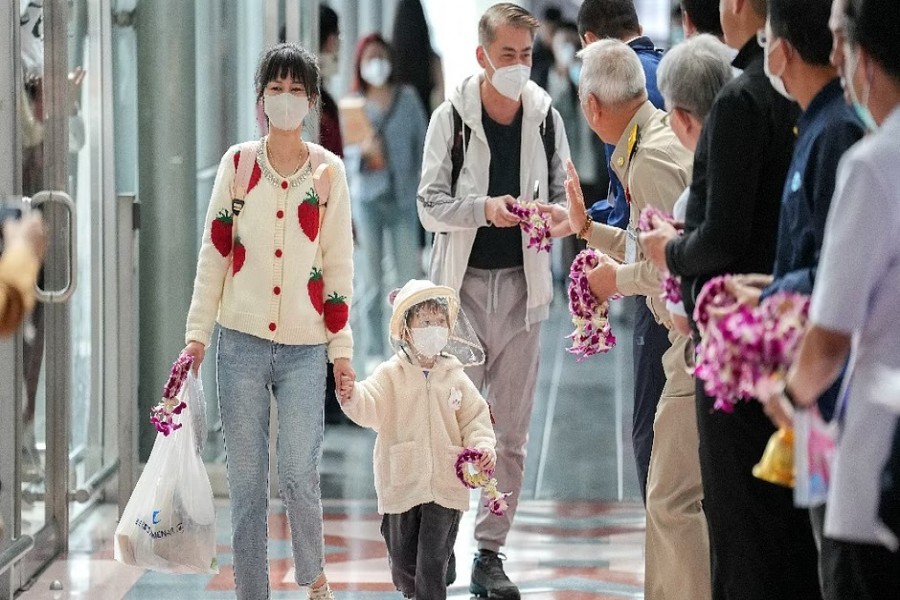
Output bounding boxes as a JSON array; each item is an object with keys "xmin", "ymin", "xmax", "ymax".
[{"xmin": 16, "ymin": 294, "xmax": 647, "ymax": 599}]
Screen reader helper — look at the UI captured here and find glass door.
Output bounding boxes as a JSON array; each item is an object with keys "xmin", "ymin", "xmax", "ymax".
[{"xmin": 0, "ymin": 1, "xmax": 126, "ymax": 597}]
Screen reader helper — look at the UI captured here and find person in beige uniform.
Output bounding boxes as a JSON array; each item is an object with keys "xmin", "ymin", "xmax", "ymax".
[{"xmin": 543, "ymin": 38, "xmax": 709, "ymax": 599}]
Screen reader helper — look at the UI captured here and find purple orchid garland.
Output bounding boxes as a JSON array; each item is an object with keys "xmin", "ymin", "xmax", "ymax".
[
  {"xmin": 693, "ymin": 276, "xmax": 810, "ymax": 411},
  {"xmin": 150, "ymin": 353, "xmax": 193, "ymax": 436},
  {"xmin": 566, "ymin": 248, "xmax": 617, "ymax": 360},
  {"xmin": 509, "ymin": 201, "xmax": 552, "ymax": 253},
  {"xmin": 455, "ymin": 448, "xmax": 511, "ymax": 516},
  {"xmin": 638, "ymin": 206, "xmax": 682, "ymax": 304}
]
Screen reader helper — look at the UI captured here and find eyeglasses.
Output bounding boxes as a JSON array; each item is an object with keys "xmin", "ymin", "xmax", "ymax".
[{"xmin": 662, "ymin": 107, "xmax": 691, "ymax": 127}]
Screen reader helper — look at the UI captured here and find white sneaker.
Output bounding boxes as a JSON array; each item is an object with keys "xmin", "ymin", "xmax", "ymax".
[{"xmin": 307, "ymin": 582, "xmax": 335, "ymax": 600}]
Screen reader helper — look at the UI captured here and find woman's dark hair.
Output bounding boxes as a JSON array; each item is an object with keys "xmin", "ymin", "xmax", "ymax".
[
  {"xmin": 845, "ymin": 0, "xmax": 900, "ymax": 82},
  {"xmin": 352, "ymin": 33, "xmax": 395, "ymax": 94},
  {"xmin": 390, "ymin": 0, "xmax": 435, "ymax": 114},
  {"xmin": 320, "ymin": 4, "xmax": 339, "ymax": 50},
  {"xmin": 768, "ymin": 0, "xmax": 833, "ymax": 66},
  {"xmin": 255, "ymin": 43, "xmax": 320, "ymax": 103},
  {"xmin": 681, "ymin": 0, "xmax": 723, "ymax": 37}
]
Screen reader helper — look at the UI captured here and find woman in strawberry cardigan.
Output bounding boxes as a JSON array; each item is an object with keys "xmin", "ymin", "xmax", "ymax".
[{"xmin": 182, "ymin": 43, "xmax": 354, "ymax": 600}]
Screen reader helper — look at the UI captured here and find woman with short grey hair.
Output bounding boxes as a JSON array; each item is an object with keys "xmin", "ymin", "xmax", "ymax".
[{"xmin": 657, "ymin": 34, "xmax": 734, "ymax": 125}]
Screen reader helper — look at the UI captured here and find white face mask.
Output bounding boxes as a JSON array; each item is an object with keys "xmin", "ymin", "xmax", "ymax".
[
  {"xmin": 320, "ymin": 52, "xmax": 339, "ymax": 78},
  {"xmin": 264, "ymin": 92, "xmax": 309, "ymax": 131},
  {"xmin": 361, "ymin": 57, "xmax": 392, "ymax": 87},
  {"xmin": 410, "ymin": 326, "xmax": 449, "ymax": 359},
  {"xmin": 844, "ymin": 45, "xmax": 879, "ymax": 133},
  {"xmin": 764, "ymin": 38, "xmax": 794, "ymax": 101},
  {"xmin": 483, "ymin": 47, "xmax": 531, "ymax": 101}
]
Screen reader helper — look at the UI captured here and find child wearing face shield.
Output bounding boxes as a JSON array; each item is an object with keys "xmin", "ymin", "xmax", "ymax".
[{"xmin": 338, "ymin": 279, "xmax": 496, "ymax": 600}]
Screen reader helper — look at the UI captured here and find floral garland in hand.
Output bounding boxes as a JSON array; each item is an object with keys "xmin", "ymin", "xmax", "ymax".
[
  {"xmin": 455, "ymin": 448, "xmax": 510, "ymax": 516},
  {"xmin": 693, "ymin": 276, "xmax": 810, "ymax": 411},
  {"xmin": 567, "ymin": 248, "xmax": 617, "ymax": 360},
  {"xmin": 509, "ymin": 201, "xmax": 552, "ymax": 253},
  {"xmin": 150, "ymin": 353, "xmax": 192, "ymax": 436},
  {"xmin": 638, "ymin": 206, "xmax": 682, "ymax": 304}
]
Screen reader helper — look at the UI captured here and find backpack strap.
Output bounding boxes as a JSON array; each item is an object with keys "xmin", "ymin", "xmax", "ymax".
[
  {"xmin": 540, "ymin": 108, "xmax": 556, "ymax": 180},
  {"xmin": 308, "ymin": 144, "xmax": 331, "ymax": 227},
  {"xmin": 449, "ymin": 105, "xmax": 469, "ymax": 196},
  {"xmin": 231, "ymin": 141, "xmax": 260, "ymax": 248}
]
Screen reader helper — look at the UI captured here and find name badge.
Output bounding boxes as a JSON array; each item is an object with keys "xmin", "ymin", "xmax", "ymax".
[{"xmin": 625, "ymin": 227, "xmax": 638, "ymax": 264}]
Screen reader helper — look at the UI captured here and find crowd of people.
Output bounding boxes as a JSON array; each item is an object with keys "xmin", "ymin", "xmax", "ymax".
[{"xmin": 131, "ymin": 0, "xmax": 900, "ymax": 598}]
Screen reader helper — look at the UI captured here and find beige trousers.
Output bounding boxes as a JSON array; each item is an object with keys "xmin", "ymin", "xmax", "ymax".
[{"xmin": 644, "ymin": 329, "xmax": 711, "ymax": 600}]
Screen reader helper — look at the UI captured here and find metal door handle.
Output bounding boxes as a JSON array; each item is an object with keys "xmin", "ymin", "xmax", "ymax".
[{"xmin": 31, "ymin": 190, "xmax": 77, "ymax": 303}]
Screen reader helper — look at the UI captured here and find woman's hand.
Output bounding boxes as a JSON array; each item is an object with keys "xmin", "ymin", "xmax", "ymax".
[
  {"xmin": 333, "ymin": 358, "xmax": 355, "ymax": 401},
  {"xmin": 564, "ymin": 160, "xmax": 588, "ymax": 236},
  {"xmin": 182, "ymin": 341, "xmax": 205, "ymax": 375},
  {"xmin": 761, "ymin": 391, "xmax": 795, "ymax": 431},
  {"xmin": 639, "ymin": 215, "xmax": 678, "ymax": 272},
  {"xmin": 478, "ymin": 448, "xmax": 497, "ymax": 473}
]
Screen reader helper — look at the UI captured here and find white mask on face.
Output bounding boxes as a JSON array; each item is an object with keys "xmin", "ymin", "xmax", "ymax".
[
  {"xmin": 410, "ymin": 326, "xmax": 449, "ymax": 358},
  {"xmin": 764, "ymin": 38, "xmax": 795, "ymax": 101},
  {"xmin": 483, "ymin": 47, "xmax": 531, "ymax": 101},
  {"xmin": 360, "ymin": 57, "xmax": 392, "ymax": 87},
  {"xmin": 264, "ymin": 92, "xmax": 309, "ymax": 131}
]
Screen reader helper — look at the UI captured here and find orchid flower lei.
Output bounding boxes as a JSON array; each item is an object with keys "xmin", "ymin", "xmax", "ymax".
[
  {"xmin": 150, "ymin": 353, "xmax": 193, "ymax": 436},
  {"xmin": 509, "ymin": 201, "xmax": 552, "ymax": 253},
  {"xmin": 455, "ymin": 448, "xmax": 511, "ymax": 516},
  {"xmin": 693, "ymin": 276, "xmax": 810, "ymax": 411},
  {"xmin": 566, "ymin": 248, "xmax": 617, "ymax": 360},
  {"xmin": 638, "ymin": 206, "xmax": 682, "ymax": 304}
]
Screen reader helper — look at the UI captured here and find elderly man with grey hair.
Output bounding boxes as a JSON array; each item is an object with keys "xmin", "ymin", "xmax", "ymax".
[{"xmin": 543, "ymin": 38, "xmax": 706, "ymax": 598}]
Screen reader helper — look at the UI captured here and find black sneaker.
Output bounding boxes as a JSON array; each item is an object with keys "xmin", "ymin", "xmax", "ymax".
[
  {"xmin": 469, "ymin": 550, "xmax": 520, "ymax": 599},
  {"xmin": 446, "ymin": 550, "xmax": 456, "ymax": 585}
]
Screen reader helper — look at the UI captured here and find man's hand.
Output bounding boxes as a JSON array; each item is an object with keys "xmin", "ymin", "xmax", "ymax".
[
  {"xmin": 3, "ymin": 213, "xmax": 47, "ymax": 261},
  {"xmin": 586, "ymin": 254, "xmax": 620, "ymax": 302},
  {"xmin": 182, "ymin": 341, "xmax": 206, "ymax": 375},
  {"xmin": 536, "ymin": 202, "xmax": 574, "ymax": 237},
  {"xmin": 564, "ymin": 160, "xmax": 588, "ymax": 235},
  {"xmin": 639, "ymin": 215, "xmax": 678, "ymax": 271},
  {"xmin": 333, "ymin": 358, "xmax": 355, "ymax": 401},
  {"xmin": 725, "ymin": 274, "xmax": 773, "ymax": 308},
  {"xmin": 761, "ymin": 391, "xmax": 794, "ymax": 430},
  {"xmin": 484, "ymin": 195, "xmax": 520, "ymax": 227}
]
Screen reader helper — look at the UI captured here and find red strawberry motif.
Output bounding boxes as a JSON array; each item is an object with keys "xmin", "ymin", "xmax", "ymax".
[
  {"xmin": 232, "ymin": 151, "xmax": 262, "ymax": 194},
  {"xmin": 298, "ymin": 189, "xmax": 320, "ymax": 241},
  {"xmin": 211, "ymin": 209, "xmax": 233, "ymax": 257},
  {"xmin": 323, "ymin": 292, "xmax": 348, "ymax": 333},
  {"xmin": 232, "ymin": 237, "xmax": 246, "ymax": 275},
  {"xmin": 308, "ymin": 268, "xmax": 325, "ymax": 314}
]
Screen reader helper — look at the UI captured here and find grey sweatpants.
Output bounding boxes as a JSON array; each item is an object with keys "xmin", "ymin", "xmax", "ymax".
[
  {"xmin": 460, "ymin": 266, "xmax": 542, "ymax": 552},
  {"xmin": 381, "ymin": 503, "xmax": 462, "ymax": 599}
]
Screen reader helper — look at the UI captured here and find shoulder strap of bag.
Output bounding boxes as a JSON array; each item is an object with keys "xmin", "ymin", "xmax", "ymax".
[
  {"xmin": 230, "ymin": 141, "xmax": 259, "ymax": 249},
  {"xmin": 540, "ymin": 107, "xmax": 555, "ymax": 178},
  {"xmin": 308, "ymin": 144, "xmax": 332, "ymax": 227},
  {"xmin": 449, "ymin": 105, "xmax": 471, "ymax": 195}
]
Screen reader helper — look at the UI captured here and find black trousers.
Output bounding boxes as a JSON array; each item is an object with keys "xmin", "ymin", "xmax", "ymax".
[
  {"xmin": 696, "ymin": 384, "xmax": 822, "ymax": 599},
  {"xmin": 381, "ymin": 503, "xmax": 462, "ymax": 600},
  {"xmin": 820, "ymin": 535, "xmax": 900, "ymax": 600},
  {"xmin": 632, "ymin": 298, "xmax": 669, "ymax": 503}
]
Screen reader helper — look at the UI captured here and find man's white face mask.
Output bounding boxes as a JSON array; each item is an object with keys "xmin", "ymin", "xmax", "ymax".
[{"xmin": 483, "ymin": 47, "xmax": 531, "ymax": 101}]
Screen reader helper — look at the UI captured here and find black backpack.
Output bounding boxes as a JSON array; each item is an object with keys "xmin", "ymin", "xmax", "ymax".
[{"xmin": 448, "ymin": 104, "xmax": 556, "ymax": 195}]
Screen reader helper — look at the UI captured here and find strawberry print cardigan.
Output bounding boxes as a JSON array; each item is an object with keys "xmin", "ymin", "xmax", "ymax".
[{"xmin": 185, "ymin": 139, "xmax": 354, "ymax": 362}]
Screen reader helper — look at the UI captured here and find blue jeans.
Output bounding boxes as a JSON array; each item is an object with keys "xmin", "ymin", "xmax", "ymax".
[{"xmin": 216, "ymin": 327, "xmax": 327, "ymax": 599}]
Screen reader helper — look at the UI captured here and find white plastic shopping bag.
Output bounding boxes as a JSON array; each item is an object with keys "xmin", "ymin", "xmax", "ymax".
[
  {"xmin": 793, "ymin": 407, "xmax": 837, "ymax": 508},
  {"xmin": 114, "ymin": 361, "xmax": 218, "ymax": 574}
]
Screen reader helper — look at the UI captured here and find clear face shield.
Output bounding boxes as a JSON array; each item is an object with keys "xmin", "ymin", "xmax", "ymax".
[{"xmin": 391, "ymin": 295, "xmax": 485, "ymax": 368}]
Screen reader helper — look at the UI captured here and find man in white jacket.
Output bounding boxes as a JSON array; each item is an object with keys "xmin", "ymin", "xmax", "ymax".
[{"xmin": 417, "ymin": 3, "xmax": 569, "ymax": 598}]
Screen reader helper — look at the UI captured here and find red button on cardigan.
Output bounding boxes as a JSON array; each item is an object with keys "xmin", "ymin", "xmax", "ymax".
[
  {"xmin": 280, "ymin": 181, "xmax": 288, "ymax": 190},
  {"xmin": 276, "ymin": 210, "xmax": 284, "ymax": 219},
  {"xmin": 268, "ymin": 322, "xmax": 276, "ymax": 332},
  {"xmin": 275, "ymin": 249, "xmax": 283, "ymax": 258},
  {"xmin": 273, "ymin": 286, "xmax": 281, "ymax": 295}
]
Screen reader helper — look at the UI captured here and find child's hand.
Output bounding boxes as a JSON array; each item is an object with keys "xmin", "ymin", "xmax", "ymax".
[
  {"xmin": 338, "ymin": 374, "xmax": 355, "ymax": 404},
  {"xmin": 478, "ymin": 448, "xmax": 497, "ymax": 473}
]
